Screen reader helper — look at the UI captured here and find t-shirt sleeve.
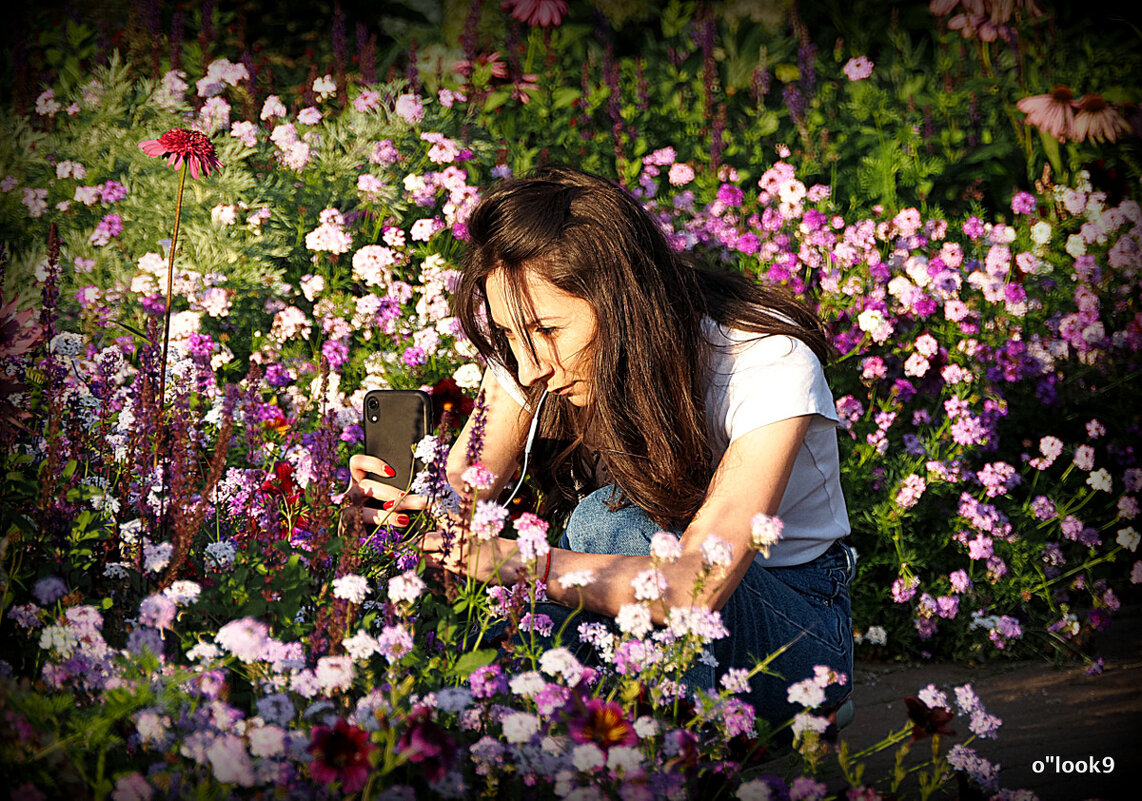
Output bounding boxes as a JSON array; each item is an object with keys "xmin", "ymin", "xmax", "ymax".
[
  {"xmin": 723, "ymin": 334, "xmax": 839, "ymax": 444},
  {"xmin": 485, "ymin": 359, "xmax": 530, "ymax": 410}
]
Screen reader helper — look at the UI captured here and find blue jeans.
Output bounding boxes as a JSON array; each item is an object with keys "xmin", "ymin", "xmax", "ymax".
[{"xmin": 528, "ymin": 486, "xmax": 855, "ymax": 729}]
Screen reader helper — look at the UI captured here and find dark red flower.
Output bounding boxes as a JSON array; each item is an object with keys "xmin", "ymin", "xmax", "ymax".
[
  {"xmin": 307, "ymin": 718, "xmax": 375, "ymax": 793},
  {"xmin": 566, "ymin": 698, "xmax": 638, "ymax": 750},
  {"xmin": 396, "ymin": 705, "xmax": 458, "ymax": 784},
  {"xmin": 430, "ymin": 377, "xmax": 474, "ymax": 429},
  {"xmin": 138, "ymin": 128, "xmax": 223, "ymax": 179},
  {"xmin": 261, "ymin": 461, "xmax": 304, "ymax": 506},
  {"xmin": 904, "ymin": 696, "xmax": 956, "ymax": 742}
]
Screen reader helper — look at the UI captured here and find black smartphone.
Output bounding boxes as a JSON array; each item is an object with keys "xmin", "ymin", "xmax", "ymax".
[{"xmin": 362, "ymin": 390, "xmax": 433, "ymax": 501}]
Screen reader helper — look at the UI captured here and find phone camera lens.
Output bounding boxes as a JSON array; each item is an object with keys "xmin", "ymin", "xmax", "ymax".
[{"xmin": 368, "ymin": 397, "xmax": 379, "ymax": 410}]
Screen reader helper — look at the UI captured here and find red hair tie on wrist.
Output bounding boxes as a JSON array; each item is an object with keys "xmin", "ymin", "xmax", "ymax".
[{"xmin": 541, "ymin": 550, "xmax": 552, "ymax": 586}]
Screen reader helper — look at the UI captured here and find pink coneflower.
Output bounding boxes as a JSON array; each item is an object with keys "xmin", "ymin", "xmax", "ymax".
[
  {"xmin": 453, "ymin": 51, "xmax": 509, "ymax": 80},
  {"xmin": 308, "ymin": 719, "xmax": 376, "ymax": 793},
  {"xmin": 1072, "ymin": 93, "xmax": 1128, "ymax": 144},
  {"xmin": 138, "ymin": 128, "xmax": 222, "ymax": 179},
  {"xmin": 1016, "ymin": 85, "xmax": 1077, "ymax": 142},
  {"xmin": 502, "ymin": 0, "xmax": 568, "ymax": 27},
  {"xmin": 947, "ymin": 12, "xmax": 1003, "ymax": 41}
]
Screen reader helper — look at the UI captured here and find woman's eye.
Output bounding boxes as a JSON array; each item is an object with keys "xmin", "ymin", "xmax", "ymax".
[{"xmin": 535, "ymin": 326, "xmax": 559, "ymax": 337}]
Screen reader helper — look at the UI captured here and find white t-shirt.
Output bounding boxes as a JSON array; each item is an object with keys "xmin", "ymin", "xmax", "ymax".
[
  {"xmin": 701, "ymin": 318, "xmax": 849, "ymax": 566},
  {"xmin": 486, "ymin": 318, "xmax": 849, "ymax": 567}
]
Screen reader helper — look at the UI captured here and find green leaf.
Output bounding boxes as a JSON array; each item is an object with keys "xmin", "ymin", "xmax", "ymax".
[
  {"xmin": 447, "ymin": 648, "xmax": 497, "ymax": 679},
  {"xmin": 551, "ymin": 88, "xmax": 580, "ymax": 109},
  {"xmin": 1038, "ymin": 128, "xmax": 1063, "ymax": 177},
  {"xmin": 484, "ymin": 90, "xmax": 511, "ymax": 112},
  {"xmin": 774, "ymin": 63, "xmax": 800, "ymax": 83}
]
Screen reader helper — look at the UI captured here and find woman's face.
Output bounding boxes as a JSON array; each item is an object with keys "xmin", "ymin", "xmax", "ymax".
[{"xmin": 485, "ymin": 268, "xmax": 597, "ymax": 406}]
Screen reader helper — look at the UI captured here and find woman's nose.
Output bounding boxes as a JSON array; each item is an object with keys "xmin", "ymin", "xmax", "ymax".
[{"xmin": 516, "ymin": 347, "xmax": 553, "ymax": 388}]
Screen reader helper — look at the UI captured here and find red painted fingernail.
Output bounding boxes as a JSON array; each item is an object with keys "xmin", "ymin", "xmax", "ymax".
[
  {"xmin": 382, "ymin": 500, "xmax": 395, "ymax": 510},
  {"xmin": 381, "ymin": 464, "xmax": 396, "ymax": 478},
  {"xmin": 395, "ymin": 514, "xmax": 409, "ymax": 526}
]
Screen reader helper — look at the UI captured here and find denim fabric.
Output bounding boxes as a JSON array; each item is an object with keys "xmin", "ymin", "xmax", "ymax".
[{"xmin": 532, "ymin": 486, "xmax": 855, "ymax": 729}]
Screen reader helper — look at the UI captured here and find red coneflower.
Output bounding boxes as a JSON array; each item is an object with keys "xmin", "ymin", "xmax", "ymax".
[
  {"xmin": 1072, "ymin": 93, "xmax": 1128, "ymax": 144},
  {"xmin": 138, "ymin": 128, "xmax": 222, "ymax": 179},
  {"xmin": 1016, "ymin": 84, "xmax": 1078, "ymax": 142},
  {"xmin": 137, "ymin": 128, "xmax": 223, "ymax": 440}
]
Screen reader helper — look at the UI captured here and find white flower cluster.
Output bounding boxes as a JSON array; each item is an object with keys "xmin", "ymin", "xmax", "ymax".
[{"xmin": 196, "ymin": 57, "xmax": 249, "ymax": 98}]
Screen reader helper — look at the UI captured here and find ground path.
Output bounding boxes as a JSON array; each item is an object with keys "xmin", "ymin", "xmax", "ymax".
[{"xmin": 763, "ymin": 605, "xmax": 1142, "ymax": 799}]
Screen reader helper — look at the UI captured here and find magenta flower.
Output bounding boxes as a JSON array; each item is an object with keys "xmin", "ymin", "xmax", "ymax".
[
  {"xmin": 138, "ymin": 128, "xmax": 222, "ymax": 179},
  {"xmin": 308, "ymin": 718, "xmax": 375, "ymax": 793},
  {"xmin": 396, "ymin": 705, "xmax": 458, "ymax": 784},
  {"xmin": 502, "ymin": 0, "xmax": 568, "ymax": 27}
]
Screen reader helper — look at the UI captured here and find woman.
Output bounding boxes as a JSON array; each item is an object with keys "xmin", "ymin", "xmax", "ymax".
[{"xmin": 346, "ymin": 167, "xmax": 854, "ymax": 728}]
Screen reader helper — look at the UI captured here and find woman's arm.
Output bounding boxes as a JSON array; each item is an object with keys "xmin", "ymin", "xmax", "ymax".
[
  {"xmin": 444, "ymin": 369, "xmax": 531, "ymax": 499},
  {"xmin": 429, "ymin": 414, "xmax": 812, "ymax": 625}
]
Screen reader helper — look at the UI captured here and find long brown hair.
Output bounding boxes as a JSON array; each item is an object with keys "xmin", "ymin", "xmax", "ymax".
[{"xmin": 454, "ymin": 167, "xmax": 831, "ymax": 528}]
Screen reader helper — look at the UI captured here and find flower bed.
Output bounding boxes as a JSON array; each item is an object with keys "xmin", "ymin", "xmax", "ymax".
[{"xmin": 1, "ymin": 1, "xmax": 1139, "ymax": 798}]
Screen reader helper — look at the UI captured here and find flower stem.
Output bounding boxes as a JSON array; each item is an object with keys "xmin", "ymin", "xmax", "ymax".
[{"xmin": 157, "ymin": 160, "xmax": 189, "ymax": 438}]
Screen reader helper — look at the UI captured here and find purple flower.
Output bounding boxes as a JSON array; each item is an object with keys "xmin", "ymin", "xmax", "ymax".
[
  {"xmin": 936, "ymin": 596, "xmax": 960, "ymax": 619},
  {"xmin": 33, "ymin": 577, "xmax": 68, "ymax": 605},
  {"xmin": 321, "ymin": 339, "xmax": 349, "ymax": 369},
  {"xmin": 264, "ymin": 363, "xmax": 293, "ymax": 387},
  {"xmin": 401, "ymin": 346, "xmax": 427, "ymax": 367},
  {"xmin": 89, "ymin": 213, "xmax": 124, "ymax": 246},
  {"xmin": 138, "ymin": 594, "xmax": 177, "ymax": 630},
  {"xmin": 127, "ymin": 627, "xmax": 165, "ymax": 658},
  {"xmin": 1011, "ymin": 191, "xmax": 1037, "ymax": 214},
  {"xmin": 99, "ymin": 180, "xmax": 128, "ymax": 204},
  {"xmin": 396, "ymin": 705, "xmax": 458, "ymax": 784},
  {"xmin": 962, "ymin": 216, "xmax": 986, "ymax": 239},
  {"xmin": 469, "ymin": 664, "xmax": 507, "ymax": 698},
  {"xmin": 948, "ymin": 570, "xmax": 972, "ymax": 593},
  {"xmin": 716, "ymin": 183, "xmax": 744, "ymax": 207},
  {"xmin": 892, "ymin": 576, "xmax": 919, "ymax": 603}
]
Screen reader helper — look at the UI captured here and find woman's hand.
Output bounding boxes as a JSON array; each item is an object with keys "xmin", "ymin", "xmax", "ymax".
[
  {"xmin": 420, "ymin": 528, "xmax": 524, "ymax": 586},
  {"xmin": 342, "ymin": 454, "xmax": 427, "ymax": 528}
]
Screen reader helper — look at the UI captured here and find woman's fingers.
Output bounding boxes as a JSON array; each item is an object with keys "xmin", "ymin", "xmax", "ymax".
[
  {"xmin": 349, "ymin": 453, "xmax": 395, "ymax": 481},
  {"xmin": 343, "ymin": 504, "xmax": 414, "ymax": 529}
]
